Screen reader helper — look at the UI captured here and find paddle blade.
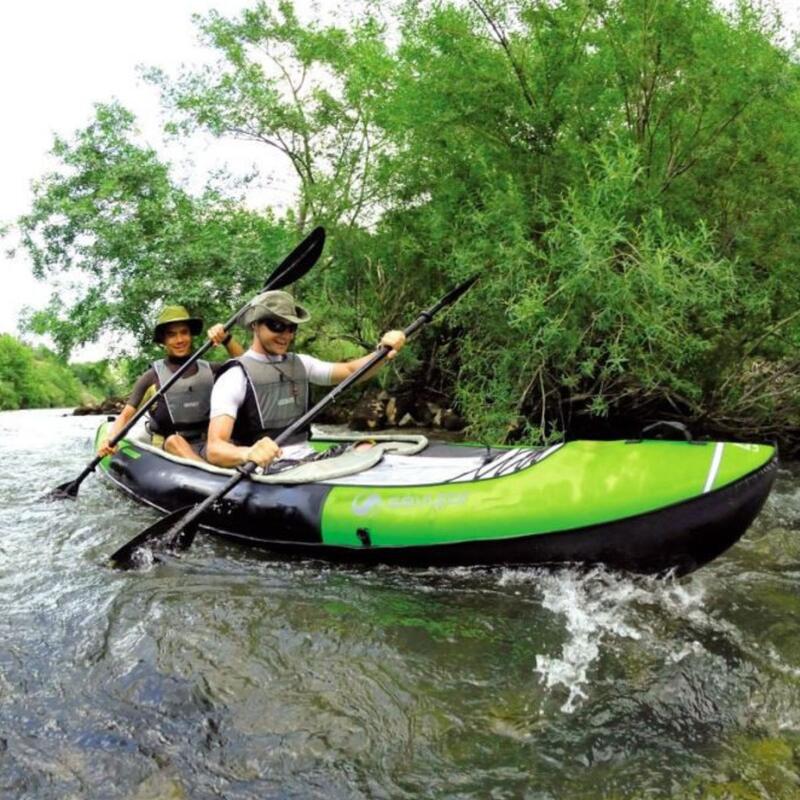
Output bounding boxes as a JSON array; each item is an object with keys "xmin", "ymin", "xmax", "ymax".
[
  {"xmin": 109, "ymin": 506, "xmax": 201, "ymax": 570},
  {"xmin": 433, "ymin": 273, "xmax": 480, "ymax": 313},
  {"xmin": 264, "ymin": 226, "xmax": 325, "ymax": 291},
  {"xmin": 43, "ymin": 480, "xmax": 80, "ymax": 501}
]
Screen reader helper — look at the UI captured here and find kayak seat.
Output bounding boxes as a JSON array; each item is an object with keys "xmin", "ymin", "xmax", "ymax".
[{"xmin": 124, "ymin": 420, "xmax": 429, "ymax": 484}]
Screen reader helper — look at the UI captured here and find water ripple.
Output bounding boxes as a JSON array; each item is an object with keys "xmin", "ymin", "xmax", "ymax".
[{"xmin": 0, "ymin": 409, "xmax": 799, "ymax": 798}]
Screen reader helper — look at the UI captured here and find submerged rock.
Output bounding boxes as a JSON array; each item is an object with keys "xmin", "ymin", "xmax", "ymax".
[{"xmin": 72, "ymin": 397, "xmax": 125, "ymax": 416}]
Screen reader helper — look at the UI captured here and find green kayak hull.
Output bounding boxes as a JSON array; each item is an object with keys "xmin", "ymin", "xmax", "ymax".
[{"xmin": 98, "ymin": 426, "xmax": 777, "ymax": 575}]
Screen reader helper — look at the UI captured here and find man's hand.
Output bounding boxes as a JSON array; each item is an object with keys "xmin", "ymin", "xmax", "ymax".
[
  {"xmin": 245, "ymin": 436, "xmax": 282, "ymax": 468},
  {"xmin": 207, "ymin": 323, "xmax": 229, "ymax": 346},
  {"xmin": 380, "ymin": 329, "xmax": 406, "ymax": 360}
]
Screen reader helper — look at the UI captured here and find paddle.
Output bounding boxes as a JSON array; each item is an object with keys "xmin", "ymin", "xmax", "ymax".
[
  {"xmin": 109, "ymin": 273, "xmax": 479, "ymax": 569},
  {"xmin": 46, "ymin": 226, "xmax": 326, "ymax": 501}
]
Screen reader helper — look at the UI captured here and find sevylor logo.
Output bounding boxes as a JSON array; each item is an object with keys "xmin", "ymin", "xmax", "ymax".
[
  {"xmin": 351, "ymin": 492, "xmax": 468, "ymax": 517},
  {"xmin": 351, "ymin": 494, "xmax": 382, "ymax": 516}
]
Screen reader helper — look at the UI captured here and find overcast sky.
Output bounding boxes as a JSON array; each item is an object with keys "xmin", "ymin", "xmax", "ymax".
[
  {"xmin": 0, "ymin": 0, "xmax": 298, "ymax": 358},
  {"xmin": 1, "ymin": 1, "xmax": 798, "ymax": 359}
]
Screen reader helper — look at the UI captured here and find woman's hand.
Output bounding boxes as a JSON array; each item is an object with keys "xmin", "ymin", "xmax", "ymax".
[{"xmin": 96, "ymin": 437, "xmax": 118, "ymax": 457}]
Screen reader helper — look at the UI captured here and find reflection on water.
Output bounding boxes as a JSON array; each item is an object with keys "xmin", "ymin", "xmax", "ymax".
[{"xmin": 1, "ymin": 409, "xmax": 799, "ymax": 799}]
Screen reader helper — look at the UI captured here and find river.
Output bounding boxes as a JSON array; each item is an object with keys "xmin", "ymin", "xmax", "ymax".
[{"xmin": 1, "ymin": 408, "xmax": 799, "ymax": 799}]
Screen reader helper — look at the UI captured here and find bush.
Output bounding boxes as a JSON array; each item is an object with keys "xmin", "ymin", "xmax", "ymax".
[{"xmin": 0, "ymin": 335, "xmax": 87, "ymax": 409}]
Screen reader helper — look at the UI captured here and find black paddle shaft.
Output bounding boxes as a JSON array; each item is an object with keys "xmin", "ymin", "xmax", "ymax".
[
  {"xmin": 47, "ymin": 227, "xmax": 325, "ymax": 500},
  {"xmin": 110, "ymin": 273, "xmax": 479, "ymax": 565}
]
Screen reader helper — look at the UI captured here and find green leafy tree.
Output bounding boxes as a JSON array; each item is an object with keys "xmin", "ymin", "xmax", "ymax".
[
  {"xmin": 0, "ymin": 335, "xmax": 87, "ymax": 409},
  {"xmin": 15, "ymin": 102, "xmax": 291, "ymax": 357},
  {"xmin": 358, "ymin": 0, "xmax": 800, "ymax": 443},
  {"xmin": 151, "ymin": 1, "xmax": 395, "ymax": 230},
  {"xmin": 68, "ymin": 360, "xmax": 128, "ymax": 400},
  {"xmin": 11, "ymin": 0, "xmax": 800, "ymax": 449}
]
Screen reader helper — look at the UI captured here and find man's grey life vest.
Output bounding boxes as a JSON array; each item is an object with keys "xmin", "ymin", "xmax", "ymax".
[
  {"xmin": 150, "ymin": 359, "xmax": 214, "ymax": 440},
  {"xmin": 219, "ymin": 353, "xmax": 310, "ymax": 447}
]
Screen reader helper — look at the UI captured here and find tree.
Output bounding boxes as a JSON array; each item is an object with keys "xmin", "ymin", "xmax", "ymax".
[
  {"xmin": 12, "ymin": 0, "xmax": 800, "ymax": 449},
  {"xmin": 0, "ymin": 335, "xmax": 86, "ymax": 410},
  {"xmin": 15, "ymin": 102, "xmax": 290, "ymax": 357},
  {"xmin": 151, "ymin": 1, "xmax": 395, "ymax": 231}
]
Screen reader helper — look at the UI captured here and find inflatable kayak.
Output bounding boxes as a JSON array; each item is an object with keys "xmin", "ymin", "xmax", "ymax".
[{"xmin": 96, "ymin": 422, "xmax": 777, "ymax": 575}]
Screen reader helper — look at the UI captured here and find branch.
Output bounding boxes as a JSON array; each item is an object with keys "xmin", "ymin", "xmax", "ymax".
[
  {"xmin": 469, "ymin": 0, "xmax": 536, "ymax": 110},
  {"xmin": 742, "ymin": 307, "xmax": 800, "ymax": 360},
  {"xmin": 660, "ymin": 98, "xmax": 749, "ymax": 193}
]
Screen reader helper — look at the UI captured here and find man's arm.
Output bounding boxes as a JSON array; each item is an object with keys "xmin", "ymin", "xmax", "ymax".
[
  {"xmin": 206, "ymin": 415, "xmax": 282, "ymax": 468},
  {"xmin": 206, "ymin": 367, "xmax": 282, "ymax": 467},
  {"xmin": 329, "ymin": 329, "xmax": 406, "ymax": 385},
  {"xmin": 97, "ymin": 404, "xmax": 137, "ymax": 456}
]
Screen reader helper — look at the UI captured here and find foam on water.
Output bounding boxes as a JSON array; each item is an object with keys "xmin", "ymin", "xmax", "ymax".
[{"xmin": 497, "ymin": 566, "xmax": 713, "ymax": 713}]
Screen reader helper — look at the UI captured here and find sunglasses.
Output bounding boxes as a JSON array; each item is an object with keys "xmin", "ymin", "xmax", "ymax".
[{"xmin": 260, "ymin": 317, "xmax": 298, "ymax": 334}]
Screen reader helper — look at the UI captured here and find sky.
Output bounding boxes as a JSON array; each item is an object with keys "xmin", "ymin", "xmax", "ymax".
[
  {"xmin": 1, "ymin": 0, "xmax": 798, "ymax": 360},
  {"xmin": 0, "ymin": 0, "xmax": 299, "ymax": 359}
]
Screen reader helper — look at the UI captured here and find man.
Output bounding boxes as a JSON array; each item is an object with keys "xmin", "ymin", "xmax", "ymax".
[
  {"xmin": 206, "ymin": 290, "xmax": 406, "ymax": 470},
  {"xmin": 97, "ymin": 305, "xmax": 244, "ymax": 461}
]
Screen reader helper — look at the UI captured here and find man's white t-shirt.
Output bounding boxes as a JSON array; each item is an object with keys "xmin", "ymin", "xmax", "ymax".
[{"xmin": 210, "ymin": 350, "xmax": 335, "ymax": 421}]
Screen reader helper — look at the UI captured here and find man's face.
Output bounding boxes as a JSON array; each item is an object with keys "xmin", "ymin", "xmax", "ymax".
[
  {"xmin": 254, "ymin": 318, "xmax": 296, "ymax": 356},
  {"xmin": 162, "ymin": 323, "xmax": 193, "ymax": 359}
]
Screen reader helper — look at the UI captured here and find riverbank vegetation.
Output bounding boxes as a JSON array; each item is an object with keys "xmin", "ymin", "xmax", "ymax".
[
  {"xmin": 11, "ymin": 0, "xmax": 800, "ymax": 452},
  {"xmin": 0, "ymin": 334, "xmax": 121, "ymax": 411}
]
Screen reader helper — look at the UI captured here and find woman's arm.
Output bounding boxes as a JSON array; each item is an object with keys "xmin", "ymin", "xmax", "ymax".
[
  {"xmin": 207, "ymin": 323, "xmax": 245, "ymax": 358},
  {"xmin": 96, "ymin": 404, "xmax": 137, "ymax": 456}
]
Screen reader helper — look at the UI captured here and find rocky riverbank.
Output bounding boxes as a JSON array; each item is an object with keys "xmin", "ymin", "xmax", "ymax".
[{"xmin": 71, "ymin": 388, "xmax": 467, "ymax": 434}]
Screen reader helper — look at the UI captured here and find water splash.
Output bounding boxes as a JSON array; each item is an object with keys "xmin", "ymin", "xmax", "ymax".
[
  {"xmin": 497, "ymin": 566, "xmax": 712, "ymax": 713},
  {"xmin": 535, "ymin": 569, "xmax": 641, "ymax": 711}
]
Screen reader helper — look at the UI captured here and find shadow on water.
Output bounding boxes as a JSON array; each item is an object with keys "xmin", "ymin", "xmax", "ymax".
[{"xmin": 1, "ymin": 409, "xmax": 799, "ymax": 798}]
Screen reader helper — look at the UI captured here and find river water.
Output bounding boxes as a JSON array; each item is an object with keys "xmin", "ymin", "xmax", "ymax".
[{"xmin": 1, "ymin": 408, "xmax": 799, "ymax": 799}]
